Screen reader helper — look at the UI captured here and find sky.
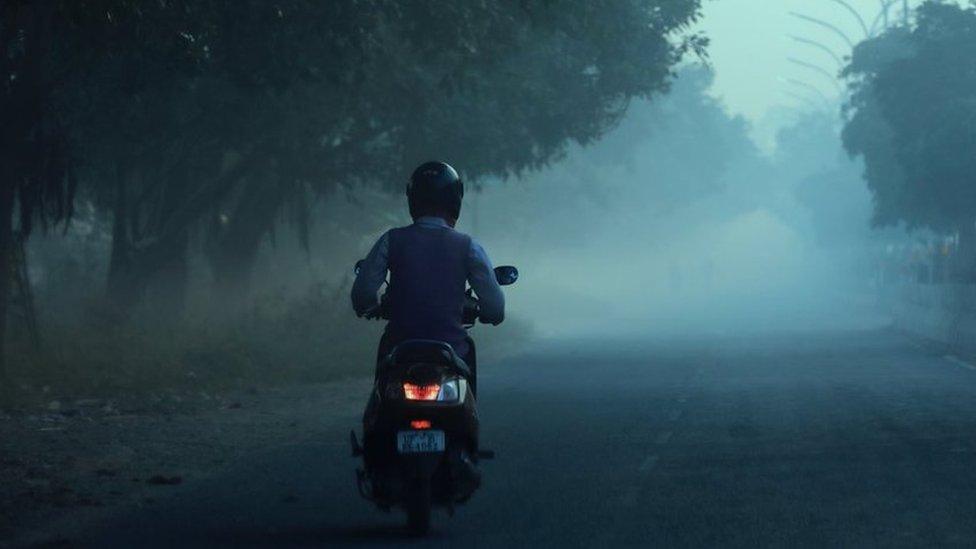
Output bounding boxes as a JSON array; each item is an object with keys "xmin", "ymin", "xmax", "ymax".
[{"xmin": 696, "ymin": 0, "xmax": 916, "ymax": 149}]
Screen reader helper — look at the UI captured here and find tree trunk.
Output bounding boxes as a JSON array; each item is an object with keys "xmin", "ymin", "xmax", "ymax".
[
  {"xmin": 0, "ymin": 183, "xmax": 15, "ymax": 388},
  {"xmin": 209, "ymin": 174, "xmax": 289, "ymax": 307},
  {"xmin": 144, "ymin": 232, "xmax": 189, "ymax": 324},
  {"xmin": 210, "ymin": 234, "xmax": 261, "ymax": 307},
  {"xmin": 105, "ymin": 154, "xmax": 257, "ymax": 315},
  {"xmin": 107, "ymin": 163, "xmax": 137, "ymax": 308}
]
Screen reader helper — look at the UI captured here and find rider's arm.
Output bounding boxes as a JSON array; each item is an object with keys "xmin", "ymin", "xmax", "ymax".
[
  {"xmin": 351, "ymin": 231, "xmax": 391, "ymax": 316},
  {"xmin": 467, "ymin": 239, "xmax": 505, "ymax": 325}
]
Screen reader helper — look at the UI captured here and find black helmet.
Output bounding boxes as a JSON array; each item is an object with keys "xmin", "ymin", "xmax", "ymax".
[{"xmin": 407, "ymin": 161, "xmax": 464, "ymax": 220}]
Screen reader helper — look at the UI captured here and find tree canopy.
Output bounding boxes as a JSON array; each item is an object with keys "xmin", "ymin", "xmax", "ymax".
[
  {"xmin": 0, "ymin": 0, "xmax": 706, "ymax": 374},
  {"xmin": 842, "ymin": 1, "xmax": 976, "ymax": 234}
]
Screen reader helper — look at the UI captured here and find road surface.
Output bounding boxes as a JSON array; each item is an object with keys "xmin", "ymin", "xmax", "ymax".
[{"xmin": 69, "ymin": 327, "xmax": 976, "ymax": 547}]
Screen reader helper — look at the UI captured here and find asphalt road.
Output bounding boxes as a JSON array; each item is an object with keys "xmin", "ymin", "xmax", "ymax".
[{"xmin": 72, "ymin": 327, "xmax": 976, "ymax": 547}]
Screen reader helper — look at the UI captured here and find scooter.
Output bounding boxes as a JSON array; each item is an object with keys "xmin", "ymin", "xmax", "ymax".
[{"xmin": 350, "ymin": 262, "xmax": 518, "ymax": 535}]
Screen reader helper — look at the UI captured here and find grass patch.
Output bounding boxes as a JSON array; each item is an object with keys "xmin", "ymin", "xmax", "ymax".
[{"xmin": 2, "ymin": 283, "xmax": 533, "ymax": 408}]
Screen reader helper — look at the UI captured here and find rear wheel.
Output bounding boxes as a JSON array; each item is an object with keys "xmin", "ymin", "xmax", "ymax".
[{"xmin": 405, "ymin": 478, "xmax": 432, "ymax": 536}]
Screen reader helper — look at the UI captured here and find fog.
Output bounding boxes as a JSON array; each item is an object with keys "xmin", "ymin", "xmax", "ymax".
[
  {"xmin": 459, "ymin": 67, "xmax": 881, "ymax": 338},
  {"xmin": 15, "ymin": 2, "xmax": 976, "ymax": 545},
  {"xmin": 699, "ymin": 0, "xmax": 925, "ymax": 149},
  {"xmin": 219, "ymin": 66, "xmax": 886, "ymax": 341},
  {"xmin": 7, "ymin": 1, "xmax": 925, "ymax": 396},
  {"xmin": 16, "ymin": 64, "xmax": 890, "ymax": 398}
]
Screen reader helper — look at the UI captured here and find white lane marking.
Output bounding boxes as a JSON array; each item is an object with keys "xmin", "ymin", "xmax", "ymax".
[
  {"xmin": 944, "ymin": 355, "xmax": 976, "ymax": 371},
  {"xmin": 655, "ymin": 430, "xmax": 673, "ymax": 445},
  {"xmin": 677, "ymin": 397, "xmax": 687, "ymax": 404},
  {"xmin": 638, "ymin": 455, "xmax": 659, "ymax": 473}
]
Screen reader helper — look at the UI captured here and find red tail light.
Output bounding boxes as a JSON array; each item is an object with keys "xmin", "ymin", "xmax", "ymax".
[
  {"xmin": 410, "ymin": 420, "xmax": 432, "ymax": 429},
  {"xmin": 403, "ymin": 382, "xmax": 440, "ymax": 401}
]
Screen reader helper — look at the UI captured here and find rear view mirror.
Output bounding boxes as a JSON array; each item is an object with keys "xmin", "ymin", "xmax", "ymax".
[
  {"xmin": 354, "ymin": 259, "xmax": 365, "ymax": 275},
  {"xmin": 494, "ymin": 265, "xmax": 519, "ymax": 286}
]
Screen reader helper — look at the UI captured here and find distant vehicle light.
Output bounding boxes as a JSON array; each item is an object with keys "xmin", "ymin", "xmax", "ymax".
[
  {"xmin": 403, "ymin": 383, "xmax": 440, "ymax": 401},
  {"xmin": 410, "ymin": 420, "xmax": 432, "ymax": 429}
]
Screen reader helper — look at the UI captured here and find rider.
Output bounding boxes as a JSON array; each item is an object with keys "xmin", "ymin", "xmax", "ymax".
[{"xmin": 351, "ymin": 161, "xmax": 505, "ymax": 376}]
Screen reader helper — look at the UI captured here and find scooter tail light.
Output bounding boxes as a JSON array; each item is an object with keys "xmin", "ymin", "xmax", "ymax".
[
  {"xmin": 410, "ymin": 420, "xmax": 432, "ymax": 429},
  {"xmin": 403, "ymin": 382, "xmax": 440, "ymax": 401}
]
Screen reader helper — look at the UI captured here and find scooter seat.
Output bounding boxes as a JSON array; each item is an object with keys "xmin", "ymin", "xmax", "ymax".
[{"xmin": 388, "ymin": 340, "xmax": 469, "ymax": 373}]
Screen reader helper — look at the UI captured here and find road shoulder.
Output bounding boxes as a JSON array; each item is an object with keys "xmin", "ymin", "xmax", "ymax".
[{"xmin": 0, "ymin": 377, "xmax": 372, "ymax": 548}]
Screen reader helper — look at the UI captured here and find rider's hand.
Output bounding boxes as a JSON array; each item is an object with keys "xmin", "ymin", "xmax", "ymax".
[
  {"xmin": 462, "ymin": 295, "xmax": 480, "ymax": 325},
  {"xmin": 362, "ymin": 295, "xmax": 389, "ymax": 320}
]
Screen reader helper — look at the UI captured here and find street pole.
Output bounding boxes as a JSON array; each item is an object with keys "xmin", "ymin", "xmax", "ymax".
[
  {"xmin": 788, "ymin": 57, "xmax": 844, "ymax": 94},
  {"xmin": 790, "ymin": 35, "xmax": 845, "ymax": 68},
  {"xmin": 786, "ymin": 78, "xmax": 833, "ymax": 106},
  {"xmin": 789, "ymin": 12, "xmax": 856, "ymax": 49},
  {"xmin": 870, "ymin": 0, "xmax": 899, "ymax": 36},
  {"xmin": 827, "ymin": 0, "xmax": 870, "ymax": 38}
]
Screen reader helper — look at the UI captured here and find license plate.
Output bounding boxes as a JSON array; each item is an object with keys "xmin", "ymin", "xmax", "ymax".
[{"xmin": 397, "ymin": 430, "xmax": 446, "ymax": 453}]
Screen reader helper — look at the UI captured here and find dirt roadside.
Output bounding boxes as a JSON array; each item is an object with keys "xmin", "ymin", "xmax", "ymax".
[{"xmin": 0, "ymin": 377, "xmax": 373, "ymax": 548}]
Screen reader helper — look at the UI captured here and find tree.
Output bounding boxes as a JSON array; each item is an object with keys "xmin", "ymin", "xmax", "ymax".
[
  {"xmin": 779, "ymin": 113, "xmax": 872, "ymax": 248},
  {"xmin": 842, "ymin": 1, "xmax": 976, "ymax": 261},
  {"xmin": 2, "ymin": 0, "xmax": 708, "ymax": 353},
  {"xmin": 70, "ymin": 1, "xmax": 708, "ymax": 311},
  {"xmin": 0, "ymin": 2, "xmax": 84, "ymax": 383}
]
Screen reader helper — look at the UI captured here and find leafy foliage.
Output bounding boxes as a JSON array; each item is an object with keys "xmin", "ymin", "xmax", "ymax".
[
  {"xmin": 0, "ymin": 1, "xmax": 706, "ymax": 381},
  {"xmin": 38, "ymin": 0, "xmax": 706, "ymax": 309},
  {"xmin": 843, "ymin": 1, "xmax": 976, "ymax": 232}
]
